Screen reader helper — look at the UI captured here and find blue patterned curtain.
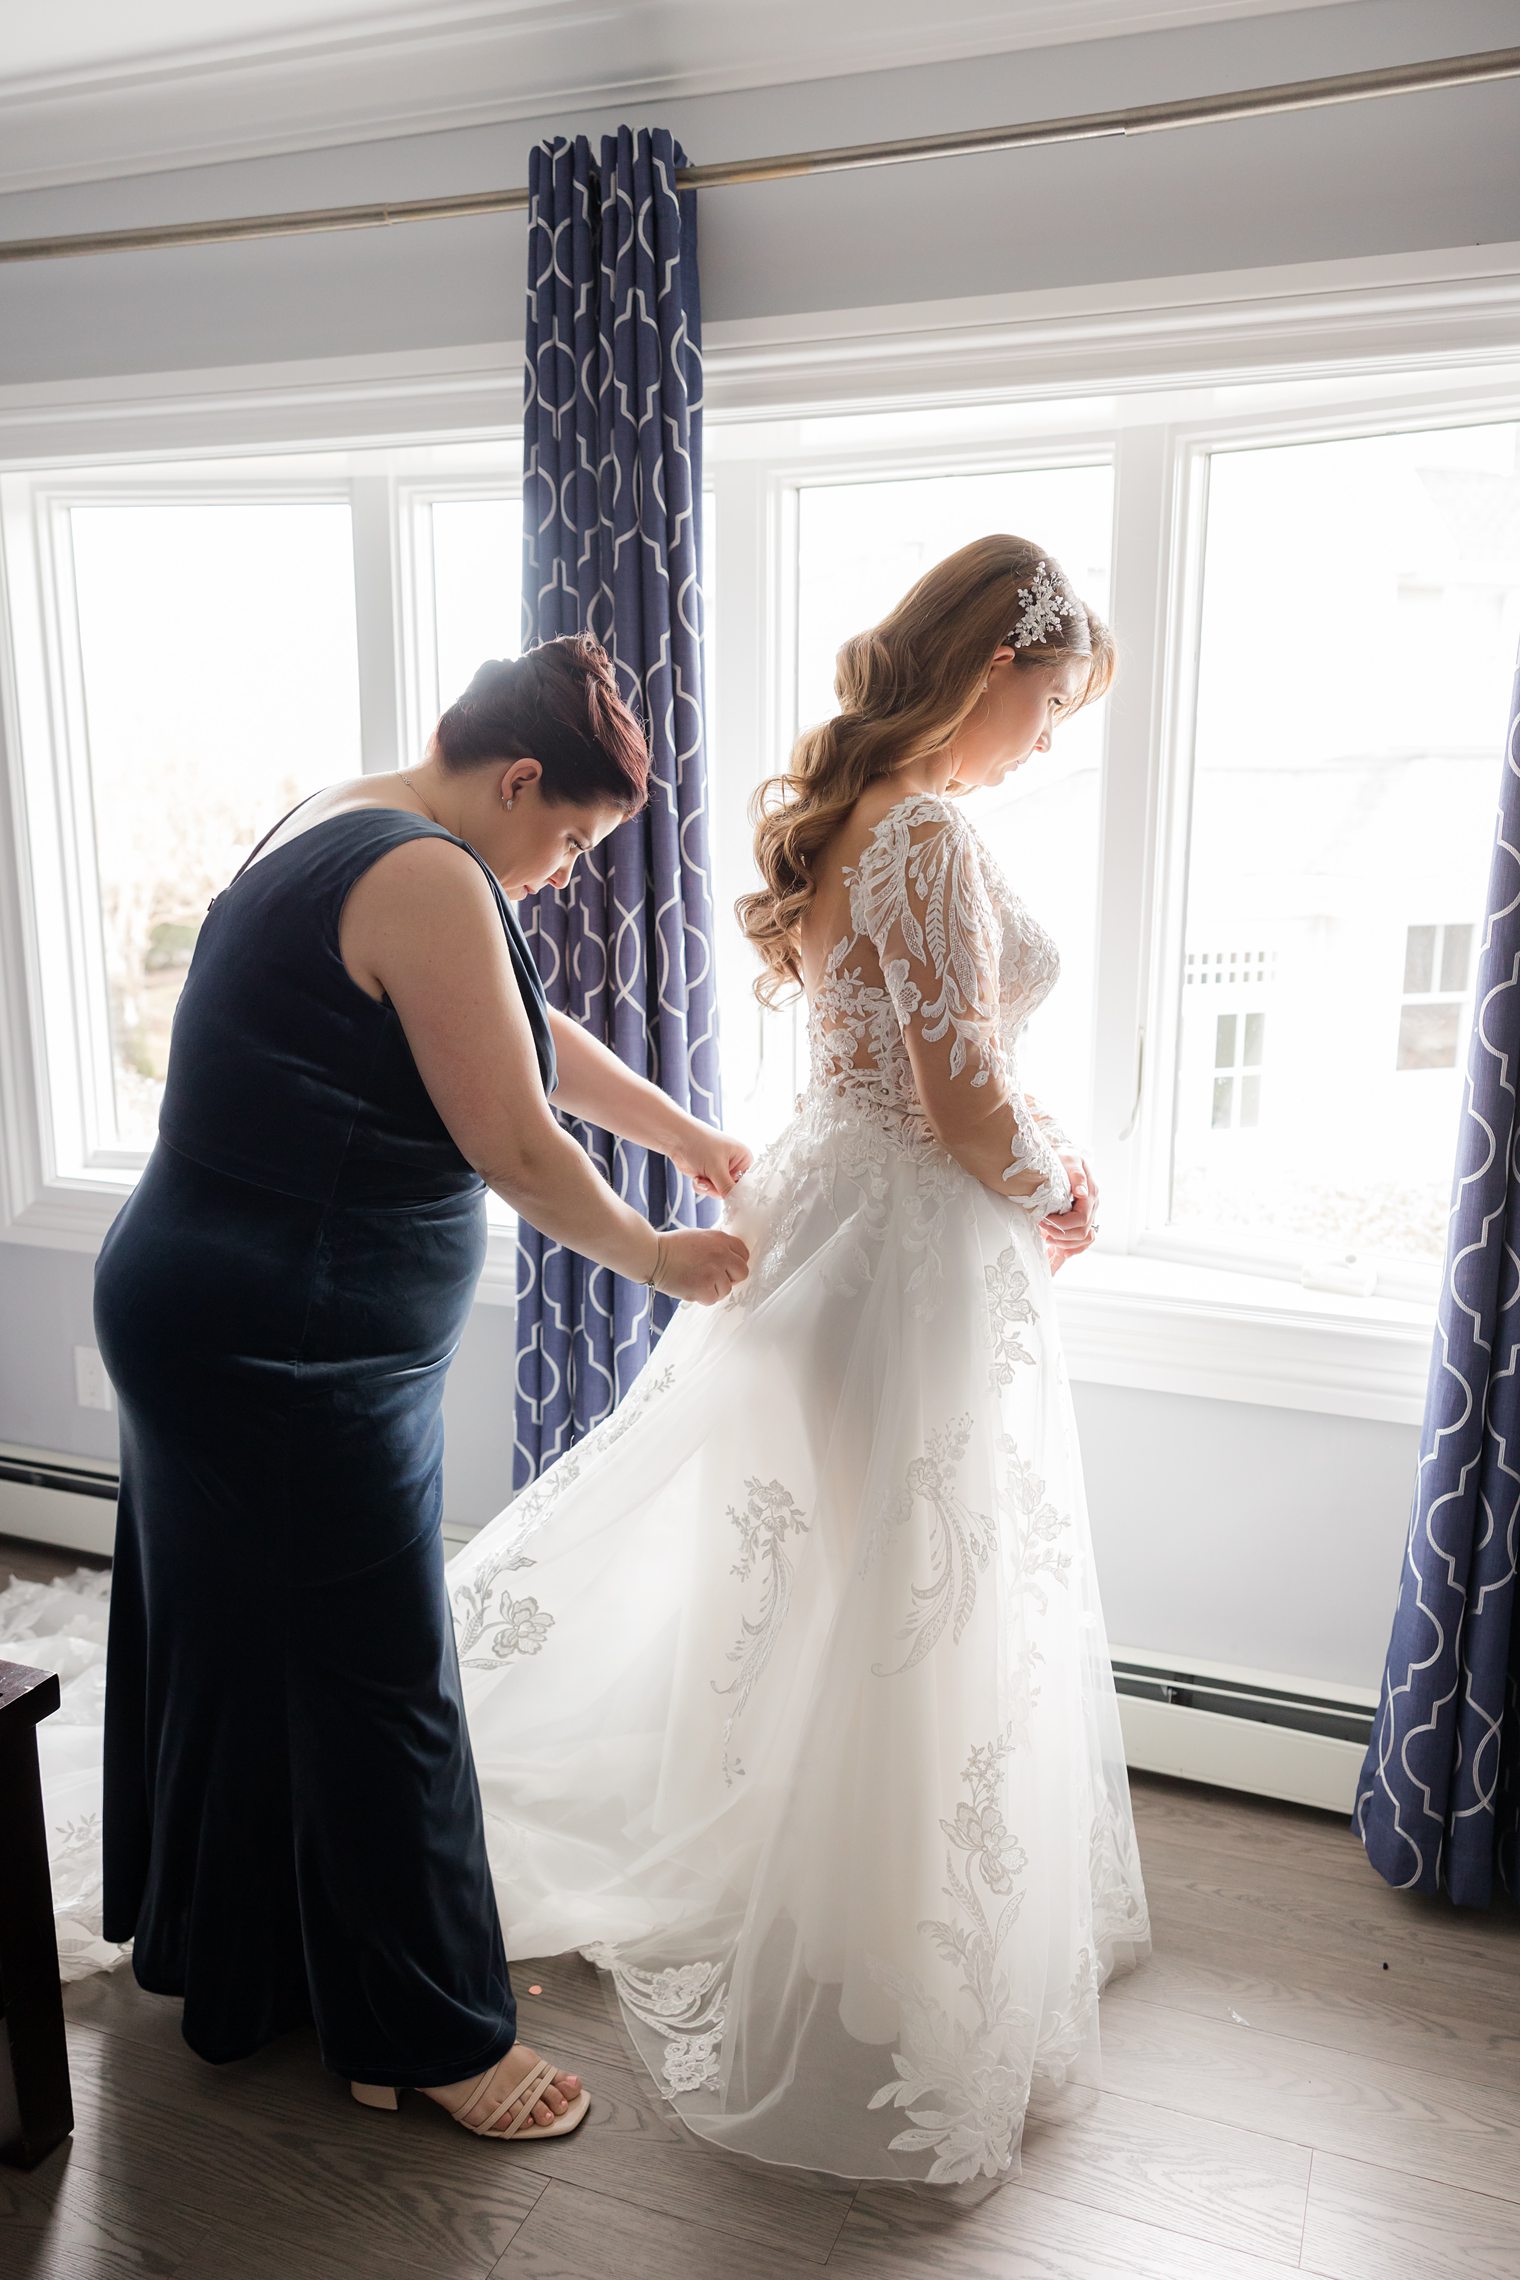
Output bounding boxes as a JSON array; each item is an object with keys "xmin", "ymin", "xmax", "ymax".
[
  {"xmin": 513, "ymin": 125, "xmax": 721, "ymax": 1488},
  {"xmin": 1353, "ymin": 643, "xmax": 1520, "ymax": 1905}
]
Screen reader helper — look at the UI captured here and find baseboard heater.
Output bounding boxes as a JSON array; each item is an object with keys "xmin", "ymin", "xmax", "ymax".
[
  {"xmin": 1111, "ymin": 1652, "xmax": 1375, "ymax": 1817},
  {"xmin": 0, "ymin": 1447, "xmax": 481, "ymax": 1561},
  {"xmin": 0, "ymin": 1449, "xmax": 119, "ymax": 1560},
  {"xmin": 1, "ymin": 1448, "xmax": 1375, "ymax": 1817}
]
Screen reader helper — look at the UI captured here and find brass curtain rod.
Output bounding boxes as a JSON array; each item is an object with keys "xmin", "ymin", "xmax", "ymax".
[{"xmin": 1, "ymin": 45, "xmax": 1515, "ymax": 264}]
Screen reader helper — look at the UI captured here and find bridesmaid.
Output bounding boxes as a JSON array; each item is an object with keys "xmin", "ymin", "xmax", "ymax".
[{"xmin": 92, "ymin": 632, "xmax": 751, "ymax": 2145}]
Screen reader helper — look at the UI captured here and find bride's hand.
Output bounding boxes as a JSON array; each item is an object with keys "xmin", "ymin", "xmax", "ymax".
[
  {"xmin": 669, "ymin": 1119, "xmax": 754, "ymax": 1199},
  {"xmin": 650, "ymin": 1227, "xmax": 750, "ymax": 1304},
  {"xmin": 1042, "ymin": 1150, "xmax": 1099, "ymax": 1274}
]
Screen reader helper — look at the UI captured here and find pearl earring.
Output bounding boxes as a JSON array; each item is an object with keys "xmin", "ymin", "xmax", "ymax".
[{"xmin": 503, "ymin": 792, "xmax": 515, "ymax": 809}]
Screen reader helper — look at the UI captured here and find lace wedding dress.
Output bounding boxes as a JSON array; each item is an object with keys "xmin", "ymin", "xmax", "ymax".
[
  {"xmin": 2, "ymin": 787, "xmax": 1150, "ymax": 2190},
  {"xmin": 445, "ymin": 788, "xmax": 1152, "ymax": 2190}
]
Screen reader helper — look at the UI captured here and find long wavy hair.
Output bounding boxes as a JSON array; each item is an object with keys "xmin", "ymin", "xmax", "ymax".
[{"xmin": 736, "ymin": 534, "xmax": 1115, "ymax": 1005}]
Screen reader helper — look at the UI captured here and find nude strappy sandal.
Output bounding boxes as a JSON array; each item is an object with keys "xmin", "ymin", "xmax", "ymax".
[{"xmin": 351, "ymin": 2052, "xmax": 591, "ymax": 2141}]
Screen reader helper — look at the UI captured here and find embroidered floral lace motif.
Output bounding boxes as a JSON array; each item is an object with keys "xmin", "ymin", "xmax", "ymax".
[{"xmin": 804, "ymin": 793, "xmax": 1073, "ymax": 1219}]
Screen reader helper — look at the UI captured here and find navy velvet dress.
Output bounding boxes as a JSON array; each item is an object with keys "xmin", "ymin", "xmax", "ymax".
[{"xmin": 93, "ymin": 801, "xmax": 557, "ymax": 2084}]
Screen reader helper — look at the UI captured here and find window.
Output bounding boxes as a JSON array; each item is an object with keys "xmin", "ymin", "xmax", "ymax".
[
  {"xmin": 2, "ymin": 477, "xmax": 363, "ymax": 1179},
  {"xmin": 1166, "ymin": 417, "xmax": 1520, "ymax": 1279},
  {"xmin": 410, "ymin": 489, "xmax": 522, "ymax": 737},
  {"xmin": 2, "ymin": 344, "xmax": 1517, "ymax": 1353},
  {"xmin": 1396, "ymin": 921, "xmax": 1473, "ymax": 1070}
]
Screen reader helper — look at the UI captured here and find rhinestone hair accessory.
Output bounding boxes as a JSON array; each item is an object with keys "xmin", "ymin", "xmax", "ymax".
[{"xmin": 1010, "ymin": 559, "xmax": 1079, "ymax": 649}]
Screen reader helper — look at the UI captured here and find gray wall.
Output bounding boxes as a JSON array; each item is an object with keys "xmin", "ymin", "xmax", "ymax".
[
  {"xmin": 0, "ymin": 0, "xmax": 1516, "ymax": 380},
  {"xmin": 2, "ymin": 0, "xmax": 1506, "ymax": 1689}
]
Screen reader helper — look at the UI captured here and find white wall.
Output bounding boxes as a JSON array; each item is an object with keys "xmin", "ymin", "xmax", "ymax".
[{"xmin": 2, "ymin": 0, "xmax": 1509, "ymax": 1696}]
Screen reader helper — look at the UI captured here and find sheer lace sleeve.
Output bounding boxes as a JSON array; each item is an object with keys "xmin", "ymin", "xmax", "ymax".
[
  {"xmin": 1025, "ymin": 1092, "xmax": 1077, "ymax": 1156},
  {"xmin": 849, "ymin": 799, "xmax": 1074, "ymax": 1217}
]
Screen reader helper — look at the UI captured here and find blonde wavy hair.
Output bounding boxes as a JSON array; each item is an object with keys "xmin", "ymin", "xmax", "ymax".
[{"xmin": 736, "ymin": 534, "xmax": 1116, "ymax": 1006}]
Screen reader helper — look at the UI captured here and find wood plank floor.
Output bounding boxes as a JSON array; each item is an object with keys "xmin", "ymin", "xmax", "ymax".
[{"xmin": 4, "ymin": 1532, "xmax": 1519, "ymax": 2280}]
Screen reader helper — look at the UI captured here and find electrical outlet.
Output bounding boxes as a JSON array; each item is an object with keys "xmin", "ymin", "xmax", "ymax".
[{"xmin": 74, "ymin": 1346, "xmax": 114, "ymax": 1412}]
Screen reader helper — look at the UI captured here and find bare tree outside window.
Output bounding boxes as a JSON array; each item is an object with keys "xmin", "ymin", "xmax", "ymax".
[{"xmin": 70, "ymin": 500, "xmax": 362, "ymax": 1150}]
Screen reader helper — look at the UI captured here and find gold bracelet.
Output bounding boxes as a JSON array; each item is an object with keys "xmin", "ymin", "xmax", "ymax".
[{"xmin": 641, "ymin": 1231, "xmax": 668, "ymax": 1288}]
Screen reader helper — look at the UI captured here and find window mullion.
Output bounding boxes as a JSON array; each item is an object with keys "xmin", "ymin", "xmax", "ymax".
[
  {"xmin": 350, "ymin": 471, "xmax": 403, "ymax": 776},
  {"xmin": 43, "ymin": 494, "xmax": 118, "ymax": 1172},
  {"xmin": 707, "ymin": 456, "xmax": 789, "ymax": 1128},
  {"xmin": 1087, "ymin": 420, "xmax": 1183, "ymax": 1254}
]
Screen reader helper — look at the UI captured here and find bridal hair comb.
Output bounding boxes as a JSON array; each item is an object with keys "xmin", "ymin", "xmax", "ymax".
[{"xmin": 1010, "ymin": 560, "xmax": 1080, "ymax": 649}]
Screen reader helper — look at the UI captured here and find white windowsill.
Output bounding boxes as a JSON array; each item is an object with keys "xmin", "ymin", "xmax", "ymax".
[{"xmin": 1050, "ymin": 1248, "xmax": 1433, "ymax": 1424}]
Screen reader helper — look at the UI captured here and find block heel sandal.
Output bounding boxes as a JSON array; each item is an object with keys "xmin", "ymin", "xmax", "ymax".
[{"xmin": 351, "ymin": 2053, "xmax": 591, "ymax": 2141}]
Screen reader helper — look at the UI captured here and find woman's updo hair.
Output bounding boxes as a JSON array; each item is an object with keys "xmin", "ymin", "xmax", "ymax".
[{"xmin": 430, "ymin": 631, "xmax": 650, "ymax": 812}]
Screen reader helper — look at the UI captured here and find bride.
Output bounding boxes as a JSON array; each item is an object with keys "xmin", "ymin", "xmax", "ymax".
[
  {"xmin": 443, "ymin": 533, "xmax": 1152, "ymax": 2190},
  {"xmin": 3, "ymin": 531, "xmax": 1151, "ymax": 2193}
]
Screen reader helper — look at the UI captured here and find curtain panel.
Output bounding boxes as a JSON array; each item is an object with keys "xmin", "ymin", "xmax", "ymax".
[
  {"xmin": 1354, "ymin": 643, "xmax": 1520, "ymax": 1905},
  {"xmin": 514, "ymin": 125, "xmax": 721, "ymax": 1487}
]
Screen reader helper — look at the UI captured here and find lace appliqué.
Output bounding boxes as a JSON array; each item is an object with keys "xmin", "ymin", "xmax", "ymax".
[
  {"xmin": 863, "ymin": 1415, "xmax": 1073, "ymax": 1672},
  {"xmin": 728, "ymin": 798, "xmax": 1074, "ymax": 1318},
  {"xmin": 997, "ymin": 1431, "xmax": 1075, "ymax": 1611},
  {"xmin": 870, "ymin": 1414, "xmax": 993, "ymax": 1678},
  {"xmin": 803, "ymin": 794, "xmax": 1072, "ymax": 1222},
  {"xmin": 850, "ymin": 807, "xmax": 1004, "ymax": 1091},
  {"xmin": 865, "ymin": 1728, "xmax": 1038, "ymax": 2184},
  {"xmin": 1090, "ymin": 1773, "xmax": 1153, "ymax": 1963},
  {"xmin": 712, "ymin": 1476, "xmax": 811, "ymax": 1783},
  {"xmin": 985, "ymin": 1244, "xmax": 1038, "ymax": 1386},
  {"xmin": 454, "ymin": 1500, "xmax": 565, "ymax": 1665},
  {"xmin": 863, "ymin": 1690, "xmax": 1123, "ymax": 2184},
  {"xmin": 596, "ymin": 1360, "xmax": 677, "ymax": 1450},
  {"xmin": 454, "ymin": 1577, "xmax": 554, "ymax": 1668},
  {"xmin": 452, "ymin": 1364, "xmax": 677, "ymax": 1667},
  {"xmin": 586, "ymin": 1952, "xmax": 729, "ymax": 2098}
]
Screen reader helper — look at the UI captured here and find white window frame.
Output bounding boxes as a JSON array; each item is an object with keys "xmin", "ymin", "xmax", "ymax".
[
  {"xmin": 1395, "ymin": 918, "xmax": 1474, "ymax": 1072},
  {"xmin": 2, "ymin": 246, "xmax": 1518, "ymax": 1423},
  {"xmin": 1, "ymin": 464, "xmax": 378, "ymax": 1203}
]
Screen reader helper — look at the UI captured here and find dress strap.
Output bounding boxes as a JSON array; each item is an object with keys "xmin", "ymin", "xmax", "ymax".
[{"xmin": 226, "ymin": 788, "xmax": 327, "ymax": 887}]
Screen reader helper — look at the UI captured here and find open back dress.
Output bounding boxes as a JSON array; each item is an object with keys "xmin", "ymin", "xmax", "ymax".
[{"xmin": 443, "ymin": 788, "xmax": 1151, "ymax": 2192}]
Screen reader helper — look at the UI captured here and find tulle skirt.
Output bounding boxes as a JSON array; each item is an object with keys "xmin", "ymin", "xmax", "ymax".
[{"xmin": 445, "ymin": 1086, "xmax": 1152, "ymax": 2192}]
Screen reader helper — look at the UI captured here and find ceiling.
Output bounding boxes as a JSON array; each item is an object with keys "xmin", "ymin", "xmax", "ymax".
[{"xmin": 0, "ymin": 0, "xmax": 1370, "ymax": 196}]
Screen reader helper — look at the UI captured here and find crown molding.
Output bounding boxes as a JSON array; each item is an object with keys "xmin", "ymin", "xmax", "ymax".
[
  {"xmin": 698, "ymin": 243, "xmax": 1520, "ymax": 418},
  {"xmin": 0, "ymin": 240, "xmax": 1514, "ymax": 464},
  {"xmin": 0, "ymin": 0, "xmax": 1367, "ymax": 196}
]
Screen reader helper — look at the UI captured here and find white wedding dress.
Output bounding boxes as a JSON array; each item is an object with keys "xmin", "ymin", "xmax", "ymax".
[
  {"xmin": 2, "ymin": 786, "xmax": 1151, "ymax": 2193},
  {"xmin": 445, "ymin": 788, "xmax": 1152, "ymax": 2189}
]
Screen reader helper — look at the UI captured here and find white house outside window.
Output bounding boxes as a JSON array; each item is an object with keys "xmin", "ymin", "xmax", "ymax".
[
  {"xmin": 1396, "ymin": 920, "xmax": 1474, "ymax": 1070},
  {"xmin": 1167, "ymin": 417, "xmax": 1520, "ymax": 1283}
]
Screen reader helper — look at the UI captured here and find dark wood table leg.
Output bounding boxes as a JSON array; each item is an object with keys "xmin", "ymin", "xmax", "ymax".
[{"xmin": 0, "ymin": 1658, "xmax": 74, "ymax": 2167}]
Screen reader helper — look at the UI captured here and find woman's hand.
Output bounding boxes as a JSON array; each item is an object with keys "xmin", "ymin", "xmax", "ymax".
[
  {"xmin": 1042, "ymin": 1148, "xmax": 1099, "ymax": 1275},
  {"xmin": 668, "ymin": 1120, "xmax": 754, "ymax": 1200},
  {"xmin": 651, "ymin": 1228, "xmax": 750, "ymax": 1304}
]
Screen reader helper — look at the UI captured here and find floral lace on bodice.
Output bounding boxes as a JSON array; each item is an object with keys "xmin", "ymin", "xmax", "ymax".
[{"xmin": 803, "ymin": 792, "xmax": 1073, "ymax": 1218}]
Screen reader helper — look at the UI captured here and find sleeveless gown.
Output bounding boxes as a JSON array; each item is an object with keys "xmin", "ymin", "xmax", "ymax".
[
  {"xmin": 444, "ymin": 789, "xmax": 1153, "ymax": 2191},
  {"xmin": 91, "ymin": 798, "xmax": 557, "ymax": 2083}
]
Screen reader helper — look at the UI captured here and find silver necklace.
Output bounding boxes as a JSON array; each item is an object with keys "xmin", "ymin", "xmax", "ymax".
[{"xmin": 397, "ymin": 770, "xmax": 443, "ymax": 825}]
